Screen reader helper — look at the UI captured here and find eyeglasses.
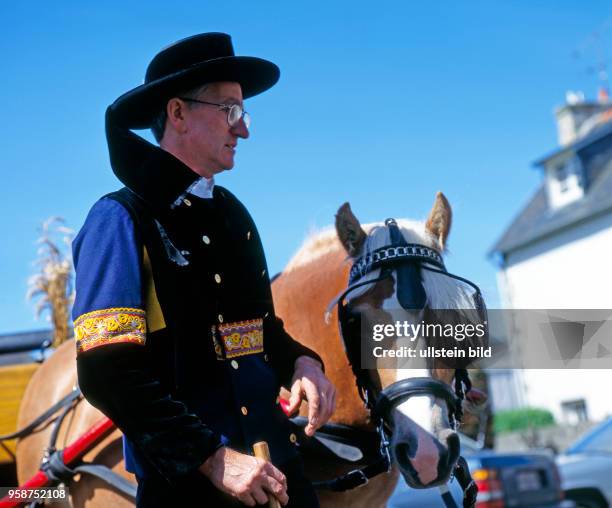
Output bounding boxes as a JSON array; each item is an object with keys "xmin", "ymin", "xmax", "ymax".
[{"xmin": 178, "ymin": 97, "xmax": 250, "ymax": 128}]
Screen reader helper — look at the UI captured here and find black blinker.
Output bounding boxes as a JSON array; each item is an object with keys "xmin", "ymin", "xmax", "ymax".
[{"xmin": 385, "ymin": 219, "xmax": 427, "ymax": 310}]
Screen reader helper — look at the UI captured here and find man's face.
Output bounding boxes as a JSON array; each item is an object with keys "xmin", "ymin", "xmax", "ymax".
[{"xmin": 180, "ymin": 81, "xmax": 249, "ymax": 177}]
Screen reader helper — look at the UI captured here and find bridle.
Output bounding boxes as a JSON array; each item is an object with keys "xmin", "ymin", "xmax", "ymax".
[{"xmin": 319, "ymin": 218, "xmax": 483, "ymax": 506}]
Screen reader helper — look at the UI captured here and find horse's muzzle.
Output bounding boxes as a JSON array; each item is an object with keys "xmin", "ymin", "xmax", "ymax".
[{"xmin": 392, "ymin": 427, "xmax": 460, "ymax": 488}]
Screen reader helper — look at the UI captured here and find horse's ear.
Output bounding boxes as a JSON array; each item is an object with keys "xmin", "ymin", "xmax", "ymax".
[
  {"xmin": 335, "ymin": 202, "xmax": 367, "ymax": 257},
  {"xmin": 425, "ymin": 192, "xmax": 452, "ymax": 250}
]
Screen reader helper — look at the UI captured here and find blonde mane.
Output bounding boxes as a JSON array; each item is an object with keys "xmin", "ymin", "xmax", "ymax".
[{"xmin": 284, "ymin": 226, "xmax": 341, "ymax": 272}]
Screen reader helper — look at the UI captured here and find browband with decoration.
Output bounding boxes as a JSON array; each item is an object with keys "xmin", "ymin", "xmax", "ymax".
[{"xmin": 348, "ymin": 243, "xmax": 445, "ymax": 284}]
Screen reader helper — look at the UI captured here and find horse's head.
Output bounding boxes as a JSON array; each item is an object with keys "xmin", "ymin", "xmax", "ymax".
[{"xmin": 332, "ymin": 192, "xmax": 487, "ymax": 489}]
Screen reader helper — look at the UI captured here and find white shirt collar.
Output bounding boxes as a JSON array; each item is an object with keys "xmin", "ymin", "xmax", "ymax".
[
  {"xmin": 189, "ymin": 176, "xmax": 215, "ymax": 199},
  {"xmin": 172, "ymin": 177, "xmax": 215, "ymax": 208}
]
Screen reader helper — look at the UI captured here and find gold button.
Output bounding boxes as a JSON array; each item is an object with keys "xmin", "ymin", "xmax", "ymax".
[
  {"xmin": 289, "ymin": 433, "xmax": 297, "ymax": 443},
  {"xmin": 218, "ymin": 314, "xmax": 224, "ymax": 323},
  {"xmin": 247, "ymin": 231, "xmax": 251, "ymax": 240},
  {"xmin": 275, "ymin": 396, "xmax": 280, "ymax": 404},
  {"xmin": 231, "ymin": 360, "xmax": 239, "ymax": 369},
  {"xmin": 241, "ymin": 406, "xmax": 248, "ymax": 416},
  {"xmin": 214, "ymin": 274, "xmax": 222, "ymax": 284},
  {"xmin": 202, "ymin": 235, "xmax": 210, "ymax": 244},
  {"xmin": 183, "ymin": 198, "xmax": 192, "ymax": 207}
]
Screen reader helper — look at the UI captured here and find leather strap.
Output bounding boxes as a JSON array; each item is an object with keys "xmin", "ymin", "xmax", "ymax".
[{"xmin": 0, "ymin": 389, "xmax": 81, "ymax": 442}]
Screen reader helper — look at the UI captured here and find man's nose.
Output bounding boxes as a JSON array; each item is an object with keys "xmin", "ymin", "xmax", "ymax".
[{"xmin": 231, "ymin": 118, "xmax": 249, "ymax": 139}]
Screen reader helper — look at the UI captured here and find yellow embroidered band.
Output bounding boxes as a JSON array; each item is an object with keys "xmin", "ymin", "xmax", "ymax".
[
  {"xmin": 217, "ymin": 318, "xmax": 264, "ymax": 359},
  {"xmin": 74, "ymin": 307, "xmax": 146, "ymax": 354}
]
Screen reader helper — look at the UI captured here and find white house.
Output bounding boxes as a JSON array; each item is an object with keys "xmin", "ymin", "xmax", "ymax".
[{"xmin": 489, "ymin": 90, "xmax": 612, "ymax": 424}]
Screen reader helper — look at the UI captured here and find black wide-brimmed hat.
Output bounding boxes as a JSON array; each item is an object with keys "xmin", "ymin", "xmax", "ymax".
[{"xmin": 110, "ymin": 32, "xmax": 280, "ymax": 129}]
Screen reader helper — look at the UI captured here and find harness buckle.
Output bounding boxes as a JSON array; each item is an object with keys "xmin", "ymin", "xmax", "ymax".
[{"xmin": 377, "ymin": 421, "xmax": 392, "ymax": 471}]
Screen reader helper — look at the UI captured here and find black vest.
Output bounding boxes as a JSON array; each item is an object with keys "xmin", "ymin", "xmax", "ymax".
[{"xmin": 107, "ymin": 186, "xmax": 298, "ymax": 467}]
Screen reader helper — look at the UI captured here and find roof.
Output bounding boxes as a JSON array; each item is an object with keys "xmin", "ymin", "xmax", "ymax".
[
  {"xmin": 490, "ymin": 127, "xmax": 612, "ymax": 257},
  {"xmin": 533, "ymin": 119, "xmax": 612, "ymax": 167}
]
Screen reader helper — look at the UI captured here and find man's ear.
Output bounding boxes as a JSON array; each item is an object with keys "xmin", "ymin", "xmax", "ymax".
[
  {"xmin": 425, "ymin": 192, "xmax": 452, "ymax": 250},
  {"xmin": 335, "ymin": 202, "xmax": 367, "ymax": 257},
  {"xmin": 165, "ymin": 98, "xmax": 188, "ymax": 134}
]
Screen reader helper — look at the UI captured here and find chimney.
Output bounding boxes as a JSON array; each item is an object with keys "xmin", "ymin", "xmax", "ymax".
[
  {"xmin": 598, "ymin": 86, "xmax": 609, "ymax": 103},
  {"xmin": 554, "ymin": 90, "xmax": 611, "ymax": 146}
]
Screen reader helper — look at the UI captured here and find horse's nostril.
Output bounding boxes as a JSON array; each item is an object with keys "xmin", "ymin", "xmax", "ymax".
[
  {"xmin": 435, "ymin": 430, "xmax": 461, "ymax": 482},
  {"xmin": 392, "ymin": 431, "xmax": 418, "ymax": 468},
  {"xmin": 438, "ymin": 429, "xmax": 460, "ymax": 466},
  {"xmin": 393, "ymin": 440, "xmax": 421, "ymax": 487},
  {"xmin": 394, "ymin": 443, "xmax": 412, "ymax": 469},
  {"xmin": 446, "ymin": 431, "xmax": 460, "ymax": 460}
]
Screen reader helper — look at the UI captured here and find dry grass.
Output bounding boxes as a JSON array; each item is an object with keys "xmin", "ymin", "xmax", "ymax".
[{"xmin": 26, "ymin": 217, "xmax": 74, "ymax": 348}]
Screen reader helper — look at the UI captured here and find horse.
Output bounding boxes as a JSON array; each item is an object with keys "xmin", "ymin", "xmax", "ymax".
[
  {"xmin": 16, "ymin": 192, "xmax": 486, "ymax": 507},
  {"xmin": 273, "ymin": 192, "xmax": 486, "ymax": 507}
]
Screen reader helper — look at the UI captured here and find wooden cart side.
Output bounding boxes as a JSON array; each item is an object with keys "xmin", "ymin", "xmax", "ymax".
[{"xmin": 0, "ymin": 363, "xmax": 40, "ymax": 464}]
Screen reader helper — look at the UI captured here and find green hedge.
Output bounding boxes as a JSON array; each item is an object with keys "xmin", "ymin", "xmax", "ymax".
[{"xmin": 494, "ymin": 408, "xmax": 555, "ymax": 434}]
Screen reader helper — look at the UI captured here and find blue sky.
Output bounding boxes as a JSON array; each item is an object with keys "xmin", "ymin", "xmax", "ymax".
[{"xmin": 1, "ymin": 2, "xmax": 611, "ymax": 334}]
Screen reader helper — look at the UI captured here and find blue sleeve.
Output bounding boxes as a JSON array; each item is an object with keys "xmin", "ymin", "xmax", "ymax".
[
  {"xmin": 73, "ymin": 197, "xmax": 142, "ymax": 316},
  {"xmin": 72, "ymin": 198, "xmax": 145, "ymax": 353}
]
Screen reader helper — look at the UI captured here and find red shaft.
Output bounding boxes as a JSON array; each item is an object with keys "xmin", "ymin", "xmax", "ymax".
[{"xmin": 62, "ymin": 417, "xmax": 115, "ymax": 464}]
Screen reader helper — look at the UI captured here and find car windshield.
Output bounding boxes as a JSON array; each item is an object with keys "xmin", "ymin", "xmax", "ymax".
[{"xmin": 567, "ymin": 419, "xmax": 612, "ymax": 454}]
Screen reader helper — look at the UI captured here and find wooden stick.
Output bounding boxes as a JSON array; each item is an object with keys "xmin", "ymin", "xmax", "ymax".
[{"xmin": 253, "ymin": 441, "xmax": 282, "ymax": 508}]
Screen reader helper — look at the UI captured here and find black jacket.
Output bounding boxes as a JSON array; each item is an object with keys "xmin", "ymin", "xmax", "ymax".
[{"xmin": 75, "ymin": 107, "xmax": 322, "ymax": 482}]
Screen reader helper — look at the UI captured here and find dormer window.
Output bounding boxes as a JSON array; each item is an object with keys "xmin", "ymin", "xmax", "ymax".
[{"xmin": 545, "ymin": 154, "xmax": 584, "ymax": 209}]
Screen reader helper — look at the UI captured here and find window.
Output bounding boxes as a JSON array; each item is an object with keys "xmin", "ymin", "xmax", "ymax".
[
  {"xmin": 561, "ymin": 398, "xmax": 588, "ymax": 424},
  {"xmin": 555, "ymin": 163, "xmax": 568, "ymax": 192}
]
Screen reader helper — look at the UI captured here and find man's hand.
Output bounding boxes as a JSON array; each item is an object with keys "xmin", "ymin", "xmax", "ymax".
[
  {"xmin": 199, "ymin": 447, "xmax": 288, "ymax": 506},
  {"xmin": 285, "ymin": 355, "xmax": 336, "ymax": 437}
]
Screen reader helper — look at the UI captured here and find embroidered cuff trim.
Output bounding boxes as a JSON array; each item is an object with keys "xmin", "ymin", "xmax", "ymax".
[{"xmin": 74, "ymin": 307, "xmax": 146, "ymax": 354}]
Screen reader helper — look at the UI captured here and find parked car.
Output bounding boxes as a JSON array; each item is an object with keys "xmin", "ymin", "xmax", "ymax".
[
  {"xmin": 556, "ymin": 417, "xmax": 612, "ymax": 508},
  {"xmin": 390, "ymin": 434, "xmax": 572, "ymax": 508}
]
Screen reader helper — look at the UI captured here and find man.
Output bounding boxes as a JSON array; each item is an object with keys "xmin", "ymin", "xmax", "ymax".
[{"xmin": 72, "ymin": 33, "xmax": 335, "ymax": 507}]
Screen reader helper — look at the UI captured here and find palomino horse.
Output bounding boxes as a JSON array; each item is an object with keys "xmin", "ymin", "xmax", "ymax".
[
  {"xmin": 274, "ymin": 192, "xmax": 485, "ymax": 507},
  {"xmin": 16, "ymin": 192, "xmax": 485, "ymax": 507}
]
